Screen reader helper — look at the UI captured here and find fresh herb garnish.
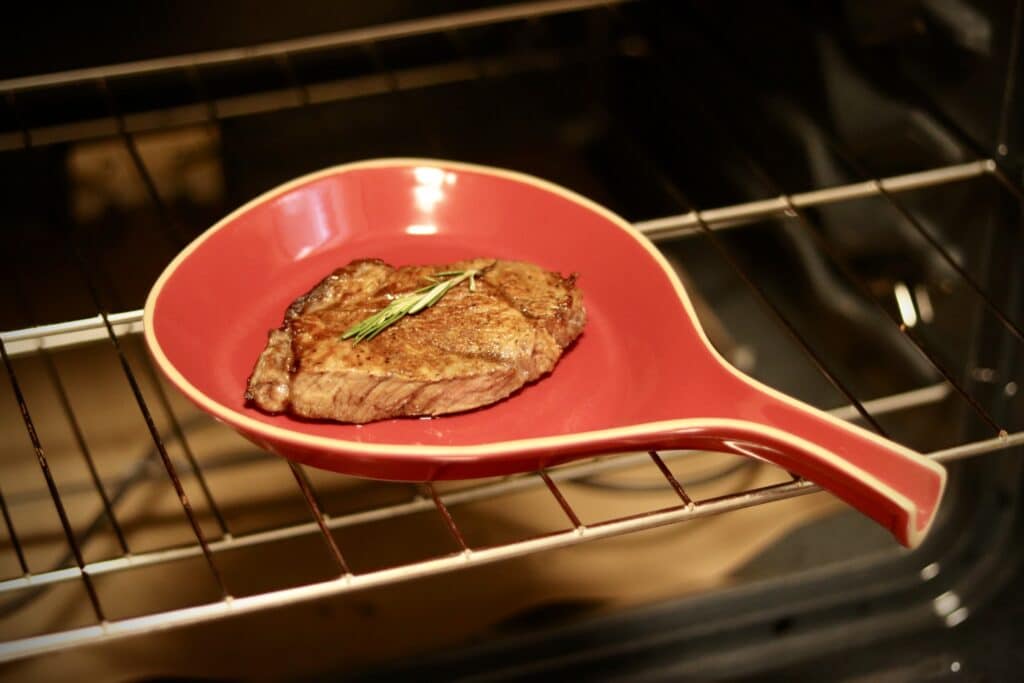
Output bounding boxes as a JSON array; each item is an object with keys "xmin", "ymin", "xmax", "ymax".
[{"xmin": 341, "ymin": 269, "xmax": 479, "ymax": 343}]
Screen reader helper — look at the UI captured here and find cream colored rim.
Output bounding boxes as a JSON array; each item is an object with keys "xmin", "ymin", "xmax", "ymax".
[{"xmin": 143, "ymin": 157, "xmax": 946, "ymax": 546}]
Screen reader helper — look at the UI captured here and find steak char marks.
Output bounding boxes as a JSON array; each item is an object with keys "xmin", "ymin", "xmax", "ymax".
[{"xmin": 246, "ymin": 258, "xmax": 586, "ymax": 423}]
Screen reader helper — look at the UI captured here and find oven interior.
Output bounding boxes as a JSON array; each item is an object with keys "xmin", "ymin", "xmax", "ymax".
[{"xmin": 0, "ymin": 1, "xmax": 1022, "ymax": 680}]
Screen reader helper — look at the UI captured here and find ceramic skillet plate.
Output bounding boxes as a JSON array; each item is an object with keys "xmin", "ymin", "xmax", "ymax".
[{"xmin": 144, "ymin": 159, "xmax": 946, "ymax": 547}]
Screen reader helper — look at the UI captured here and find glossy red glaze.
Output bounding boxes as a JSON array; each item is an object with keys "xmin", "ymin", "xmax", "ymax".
[{"xmin": 145, "ymin": 159, "xmax": 946, "ymax": 547}]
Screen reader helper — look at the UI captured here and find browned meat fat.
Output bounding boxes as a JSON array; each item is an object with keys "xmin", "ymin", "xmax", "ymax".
[{"xmin": 245, "ymin": 258, "xmax": 586, "ymax": 423}]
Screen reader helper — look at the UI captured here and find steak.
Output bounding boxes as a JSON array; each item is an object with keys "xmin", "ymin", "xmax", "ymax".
[{"xmin": 245, "ymin": 258, "xmax": 586, "ymax": 423}]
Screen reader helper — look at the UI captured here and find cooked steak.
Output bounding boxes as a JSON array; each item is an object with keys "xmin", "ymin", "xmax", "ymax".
[{"xmin": 245, "ymin": 258, "xmax": 586, "ymax": 423}]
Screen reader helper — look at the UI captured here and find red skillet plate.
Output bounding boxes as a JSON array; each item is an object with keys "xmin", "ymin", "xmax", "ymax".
[{"xmin": 144, "ymin": 158, "xmax": 946, "ymax": 548}]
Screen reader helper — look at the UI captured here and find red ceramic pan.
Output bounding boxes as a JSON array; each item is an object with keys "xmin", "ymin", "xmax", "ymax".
[{"xmin": 144, "ymin": 159, "xmax": 946, "ymax": 547}]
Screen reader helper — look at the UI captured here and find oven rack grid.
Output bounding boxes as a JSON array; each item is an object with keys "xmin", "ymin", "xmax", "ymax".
[
  {"xmin": 1, "ymin": 161, "xmax": 1020, "ymax": 661},
  {"xmin": 1, "ymin": 0, "xmax": 1022, "ymax": 663}
]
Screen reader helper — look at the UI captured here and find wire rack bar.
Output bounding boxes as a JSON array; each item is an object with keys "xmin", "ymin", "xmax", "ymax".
[
  {"xmin": 632, "ymin": 160, "xmax": 993, "ymax": 241},
  {"xmin": 0, "ymin": 341, "xmax": 106, "ymax": 622},
  {"xmin": 444, "ymin": 26, "xmax": 490, "ymax": 81},
  {"xmin": 424, "ymin": 483, "xmax": 471, "ymax": 552},
  {"xmin": 39, "ymin": 350, "xmax": 131, "ymax": 555},
  {"xmin": 9, "ymin": 428, "xmax": 1013, "ymax": 662},
  {"xmin": 724, "ymin": 0, "xmax": 1024, "ymax": 204},
  {"xmin": 0, "ymin": 379, "xmax": 949, "ymax": 577},
  {"xmin": 0, "ymin": 485, "xmax": 29, "ymax": 576},
  {"xmin": 648, "ymin": 452, "xmax": 694, "ymax": 507},
  {"xmin": 185, "ymin": 58, "xmax": 343, "ymax": 548},
  {"xmin": 0, "ymin": 452, "xmax": 759, "ymax": 593},
  {"xmin": 671, "ymin": 87, "xmax": 1007, "ymax": 435},
  {"xmin": 657, "ymin": 11, "xmax": 1016, "ymax": 436},
  {"xmin": 0, "ymin": 380, "xmax": 952, "ymax": 513},
  {"xmin": 822, "ymin": 144, "xmax": 1024, "ymax": 344},
  {"xmin": 6, "ymin": 421, "xmax": 1018, "ymax": 664},
  {"xmin": 97, "ymin": 308, "xmax": 233, "ymax": 598},
  {"xmin": 0, "ymin": 311, "xmax": 143, "ymax": 356},
  {"xmin": 54, "ymin": 211, "xmax": 233, "ymax": 599},
  {"xmin": 94, "ymin": 79, "xmax": 187, "ymax": 251},
  {"xmin": 0, "ymin": 0, "xmax": 602, "ymax": 151},
  {"xmin": 779, "ymin": 193, "xmax": 1006, "ymax": 436},
  {"xmin": 996, "ymin": 0, "xmax": 1022, "ymax": 161},
  {"xmin": 0, "ymin": 480, "xmax": 818, "ymax": 663},
  {"xmin": 932, "ymin": 431, "xmax": 1024, "ymax": 462},
  {"xmin": 0, "ymin": 49, "xmax": 566, "ymax": 152},
  {"xmin": 293, "ymin": 463, "xmax": 332, "ymax": 523},
  {"xmin": 362, "ymin": 41, "xmax": 401, "ymax": 94},
  {"xmin": 613, "ymin": 109, "xmax": 889, "ymax": 434},
  {"xmin": 96, "ymin": 79, "xmax": 165, "ymax": 213},
  {"xmin": 185, "ymin": 64, "xmax": 220, "ymax": 123},
  {"xmin": 5, "ymin": 250, "xmax": 135, "ymax": 558},
  {"xmin": 0, "ymin": 382, "xmax": 996, "ymax": 597},
  {"xmin": 8, "ymin": 86, "xmax": 235, "ymax": 601},
  {"xmin": 287, "ymin": 462, "xmax": 350, "ymax": 575},
  {"xmin": 892, "ymin": 60, "xmax": 1024, "ymax": 203},
  {"xmin": 3, "ymin": 445, "xmax": 262, "ymax": 507},
  {"xmin": 828, "ymin": 382, "xmax": 950, "ymax": 421},
  {"xmin": 0, "ymin": 161, "xmax": 995, "ymax": 356},
  {"xmin": 693, "ymin": 193, "xmax": 888, "ymax": 435},
  {"xmin": 0, "ymin": 0, "xmax": 625, "ymax": 93},
  {"xmin": 539, "ymin": 470, "xmax": 583, "ymax": 528},
  {"xmin": 682, "ymin": 13, "xmax": 1024, "ymax": 346},
  {"xmin": 136, "ymin": 353, "xmax": 232, "ymax": 538},
  {"xmin": 276, "ymin": 52, "xmax": 311, "ymax": 107}
]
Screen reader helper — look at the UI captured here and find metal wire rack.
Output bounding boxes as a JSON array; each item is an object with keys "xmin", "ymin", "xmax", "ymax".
[{"xmin": 1, "ymin": 0, "xmax": 1022, "ymax": 665}]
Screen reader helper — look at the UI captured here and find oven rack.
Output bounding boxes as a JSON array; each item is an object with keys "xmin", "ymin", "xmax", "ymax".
[
  {"xmin": 1, "ymin": 161, "xmax": 1021, "ymax": 661},
  {"xmin": 0, "ymin": 0, "xmax": 624, "ymax": 153},
  {"xmin": 1, "ymin": 0, "xmax": 1022, "ymax": 665}
]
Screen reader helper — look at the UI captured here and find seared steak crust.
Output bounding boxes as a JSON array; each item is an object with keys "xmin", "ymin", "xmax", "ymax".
[{"xmin": 245, "ymin": 258, "xmax": 585, "ymax": 423}]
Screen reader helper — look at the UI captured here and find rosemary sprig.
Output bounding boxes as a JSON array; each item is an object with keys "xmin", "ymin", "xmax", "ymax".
[{"xmin": 341, "ymin": 269, "xmax": 479, "ymax": 343}]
